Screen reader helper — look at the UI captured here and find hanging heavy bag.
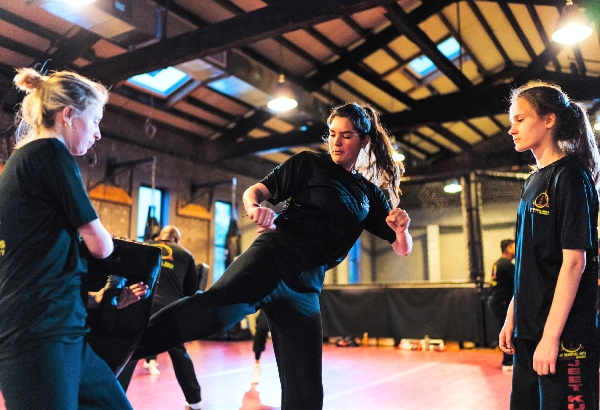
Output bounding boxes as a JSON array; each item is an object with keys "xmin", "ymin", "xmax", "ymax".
[
  {"xmin": 82, "ymin": 237, "xmax": 161, "ymax": 376},
  {"xmin": 144, "ymin": 205, "xmax": 161, "ymax": 241}
]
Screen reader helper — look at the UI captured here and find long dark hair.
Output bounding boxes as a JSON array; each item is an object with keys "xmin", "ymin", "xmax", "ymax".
[
  {"xmin": 510, "ymin": 82, "xmax": 600, "ymax": 186},
  {"xmin": 325, "ymin": 102, "xmax": 403, "ymax": 207}
]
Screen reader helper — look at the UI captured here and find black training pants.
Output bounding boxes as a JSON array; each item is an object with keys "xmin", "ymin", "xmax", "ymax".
[{"xmin": 133, "ymin": 243, "xmax": 324, "ymax": 410}]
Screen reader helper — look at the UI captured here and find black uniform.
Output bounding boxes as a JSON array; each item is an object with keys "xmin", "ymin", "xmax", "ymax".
[
  {"xmin": 488, "ymin": 257, "xmax": 514, "ymax": 366},
  {"xmin": 0, "ymin": 139, "xmax": 131, "ymax": 410},
  {"xmin": 118, "ymin": 240, "xmax": 201, "ymax": 405},
  {"xmin": 133, "ymin": 152, "xmax": 397, "ymax": 410},
  {"xmin": 511, "ymin": 156, "xmax": 599, "ymax": 410}
]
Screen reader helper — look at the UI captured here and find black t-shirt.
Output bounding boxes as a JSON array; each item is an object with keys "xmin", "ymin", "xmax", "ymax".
[
  {"xmin": 490, "ymin": 257, "xmax": 514, "ymax": 301},
  {"xmin": 0, "ymin": 139, "xmax": 98, "ymax": 359},
  {"xmin": 514, "ymin": 156, "xmax": 598, "ymax": 343},
  {"xmin": 149, "ymin": 240, "xmax": 198, "ymax": 312},
  {"xmin": 257, "ymin": 151, "xmax": 397, "ymax": 291}
]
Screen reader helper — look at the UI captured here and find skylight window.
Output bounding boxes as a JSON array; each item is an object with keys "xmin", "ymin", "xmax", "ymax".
[
  {"xmin": 127, "ymin": 67, "xmax": 190, "ymax": 97},
  {"xmin": 407, "ymin": 37, "xmax": 461, "ymax": 78}
]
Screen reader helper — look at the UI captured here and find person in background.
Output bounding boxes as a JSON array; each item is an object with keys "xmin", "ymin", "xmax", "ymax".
[
  {"xmin": 0, "ymin": 68, "xmax": 147, "ymax": 410},
  {"xmin": 250, "ymin": 310, "xmax": 270, "ymax": 384},
  {"xmin": 118, "ymin": 225, "xmax": 202, "ymax": 410},
  {"xmin": 499, "ymin": 82, "xmax": 599, "ymax": 409},
  {"xmin": 488, "ymin": 239, "xmax": 515, "ymax": 371},
  {"xmin": 132, "ymin": 102, "xmax": 412, "ymax": 410}
]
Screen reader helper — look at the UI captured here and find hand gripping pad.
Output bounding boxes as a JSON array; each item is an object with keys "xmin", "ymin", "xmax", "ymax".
[{"xmin": 82, "ymin": 237, "xmax": 161, "ymax": 375}]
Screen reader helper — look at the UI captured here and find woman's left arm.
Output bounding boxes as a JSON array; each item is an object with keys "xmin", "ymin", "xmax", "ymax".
[
  {"xmin": 386, "ymin": 208, "xmax": 413, "ymax": 256},
  {"xmin": 533, "ymin": 248, "xmax": 586, "ymax": 376}
]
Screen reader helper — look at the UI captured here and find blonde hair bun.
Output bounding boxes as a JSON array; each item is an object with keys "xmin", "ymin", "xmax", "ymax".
[{"xmin": 14, "ymin": 68, "xmax": 45, "ymax": 94}]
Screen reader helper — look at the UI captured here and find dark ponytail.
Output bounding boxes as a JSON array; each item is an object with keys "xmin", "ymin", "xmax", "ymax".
[{"xmin": 326, "ymin": 103, "xmax": 403, "ymax": 207}]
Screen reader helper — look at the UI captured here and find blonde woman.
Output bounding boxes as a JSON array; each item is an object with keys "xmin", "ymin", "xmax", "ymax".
[{"xmin": 0, "ymin": 68, "xmax": 146, "ymax": 410}]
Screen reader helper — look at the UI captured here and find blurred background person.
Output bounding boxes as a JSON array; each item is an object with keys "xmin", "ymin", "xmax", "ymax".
[
  {"xmin": 118, "ymin": 225, "xmax": 202, "ymax": 410},
  {"xmin": 488, "ymin": 238, "xmax": 515, "ymax": 371}
]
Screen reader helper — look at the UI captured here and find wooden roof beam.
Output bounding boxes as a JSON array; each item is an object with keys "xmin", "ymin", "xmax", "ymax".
[
  {"xmin": 80, "ymin": 0, "xmax": 401, "ymax": 85},
  {"xmin": 305, "ymin": 0, "xmax": 454, "ymax": 91},
  {"xmin": 384, "ymin": 3, "xmax": 472, "ymax": 90}
]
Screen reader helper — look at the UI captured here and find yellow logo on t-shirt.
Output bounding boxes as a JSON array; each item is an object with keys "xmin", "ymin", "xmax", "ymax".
[
  {"xmin": 531, "ymin": 192, "xmax": 550, "ymax": 215},
  {"xmin": 0, "ymin": 240, "xmax": 5, "ymax": 256}
]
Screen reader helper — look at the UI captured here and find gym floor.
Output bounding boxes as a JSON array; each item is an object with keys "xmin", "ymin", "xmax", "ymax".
[{"xmin": 122, "ymin": 340, "xmax": 513, "ymax": 410}]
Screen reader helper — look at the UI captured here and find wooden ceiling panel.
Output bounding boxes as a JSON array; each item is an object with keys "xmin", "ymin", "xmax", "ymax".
[
  {"xmin": 363, "ymin": 49, "xmax": 397, "ymax": 75},
  {"xmin": 350, "ymin": 6, "xmax": 388, "ymax": 30},
  {"xmin": 417, "ymin": 14, "xmax": 449, "ymax": 43},
  {"xmin": 248, "ymin": 128, "xmax": 270, "ymax": 138},
  {"xmin": 248, "ymin": 39, "xmax": 314, "ymax": 76},
  {"xmin": 283, "ymin": 30, "xmax": 335, "ymax": 63},
  {"xmin": 579, "ymin": 36, "xmax": 600, "ymax": 75},
  {"xmin": 313, "ymin": 18, "xmax": 362, "ymax": 48},
  {"xmin": 1, "ymin": 1, "xmax": 73, "ymax": 35},
  {"xmin": 108, "ymin": 93, "xmax": 214, "ymax": 137},
  {"xmin": 387, "ymin": 36, "xmax": 419, "ymax": 60},
  {"xmin": 263, "ymin": 117, "xmax": 295, "ymax": 133},
  {"xmin": 478, "ymin": 2, "xmax": 531, "ymax": 66},
  {"xmin": 534, "ymin": 5, "xmax": 561, "ymax": 43},
  {"xmin": 429, "ymin": 75, "xmax": 459, "ymax": 95},
  {"xmin": 385, "ymin": 70, "xmax": 416, "ymax": 93},
  {"xmin": 229, "ymin": 0, "xmax": 267, "ymax": 13},
  {"xmin": 555, "ymin": 47, "xmax": 578, "ymax": 73},
  {"xmin": 339, "ymin": 70, "xmax": 407, "ymax": 112},
  {"xmin": 399, "ymin": 143, "xmax": 428, "ymax": 160},
  {"xmin": 508, "ymin": 3, "xmax": 546, "ymax": 55},
  {"xmin": 0, "ymin": 20, "xmax": 50, "ymax": 51},
  {"xmin": 189, "ymin": 87, "xmax": 248, "ymax": 117},
  {"xmin": 179, "ymin": 0, "xmax": 236, "ymax": 24},
  {"xmin": 408, "ymin": 86, "xmax": 433, "ymax": 100},
  {"xmin": 441, "ymin": 5, "xmax": 503, "ymax": 73},
  {"xmin": 443, "ymin": 121, "xmax": 483, "ymax": 145},
  {"xmin": 0, "ymin": 47, "xmax": 34, "ymax": 69},
  {"xmin": 494, "ymin": 113, "xmax": 511, "ymax": 129},
  {"xmin": 327, "ymin": 80, "xmax": 362, "ymax": 105},
  {"xmin": 461, "ymin": 59, "xmax": 484, "ymax": 85},
  {"xmin": 91, "ymin": 39, "xmax": 127, "ymax": 59},
  {"xmin": 173, "ymin": 101, "xmax": 229, "ymax": 127},
  {"xmin": 258, "ymin": 151, "xmax": 291, "ymax": 164},
  {"xmin": 404, "ymin": 134, "xmax": 440, "ymax": 154},
  {"xmin": 72, "ymin": 57, "xmax": 91, "ymax": 68},
  {"xmin": 469, "ymin": 117, "xmax": 502, "ymax": 137},
  {"xmin": 420, "ymin": 127, "xmax": 461, "ymax": 153}
]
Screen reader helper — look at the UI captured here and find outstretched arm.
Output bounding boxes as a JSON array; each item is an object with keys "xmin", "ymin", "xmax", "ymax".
[
  {"xmin": 385, "ymin": 208, "xmax": 412, "ymax": 256},
  {"xmin": 243, "ymin": 183, "xmax": 277, "ymax": 234}
]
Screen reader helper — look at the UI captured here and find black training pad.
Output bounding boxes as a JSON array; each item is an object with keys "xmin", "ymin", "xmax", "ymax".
[{"xmin": 82, "ymin": 238, "xmax": 161, "ymax": 375}]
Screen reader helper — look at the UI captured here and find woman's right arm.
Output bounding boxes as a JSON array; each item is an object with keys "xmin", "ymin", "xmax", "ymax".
[
  {"xmin": 79, "ymin": 218, "xmax": 113, "ymax": 259},
  {"xmin": 243, "ymin": 183, "xmax": 276, "ymax": 233}
]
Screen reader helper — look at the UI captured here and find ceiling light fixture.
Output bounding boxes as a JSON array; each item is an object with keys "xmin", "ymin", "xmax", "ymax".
[
  {"xmin": 551, "ymin": 0, "xmax": 593, "ymax": 44},
  {"xmin": 268, "ymin": 44, "xmax": 298, "ymax": 112},
  {"xmin": 267, "ymin": 73, "xmax": 298, "ymax": 112},
  {"xmin": 443, "ymin": 179, "xmax": 462, "ymax": 194}
]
